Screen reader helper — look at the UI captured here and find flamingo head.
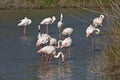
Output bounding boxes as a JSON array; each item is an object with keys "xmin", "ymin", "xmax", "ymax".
[
  {"xmin": 52, "ymin": 16, "xmax": 56, "ymax": 23},
  {"xmin": 100, "ymin": 15, "xmax": 104, "ymax": 19},
  {"xmin": 38, "ymin": 25, "xmax": 41, "ymax": 31}
]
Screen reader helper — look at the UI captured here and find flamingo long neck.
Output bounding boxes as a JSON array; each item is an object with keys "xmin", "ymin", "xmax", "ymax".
[
  {"xmin": 54, "ymin": 52, "xmax": 64, "ymax": 62},
  {"xmin": 57, "ymin": 40, "xmax": 63, "ymax": 48},
  {"xmin": 60, "ymin": 13, "xmax": 63, "ymax": 22},
  {"xmin": 95, "ymin": 28, "xmax": 100, "ymax": 35}
]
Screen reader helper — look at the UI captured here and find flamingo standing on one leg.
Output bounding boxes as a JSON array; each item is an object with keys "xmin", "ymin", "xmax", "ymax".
[
  {"xmin": 93, "ymin": 14, "xmax": 104, "ymax": 27},
  {"xmin": 86, "ymin": 24, "xmax": 100, "ymax": 51},
  {"xmin": 58, "ymin": 13, "xmax": 63, "ymax": 39},
  {"xmin": 17, "ymin": 17, "xmax": 32, "ymax": 36},
  {"xmin": 61, "ymin": 28, "xmax": 73, "ymax": 39},
  {"xmin": 37, "ymin": 46, "xmax": 65, "ymax": 63},
  {"xmin": 57, "ymin": 37, "xmax": 72, "ymax": 57},
  {"xmin": 40, "ymin": 16, "xmax": 56, "ymax": 33}
]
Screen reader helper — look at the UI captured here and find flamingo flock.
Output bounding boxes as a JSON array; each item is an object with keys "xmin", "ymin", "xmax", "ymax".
[{"xmin": 17, "ymin": 14, "xmax": 104, "ymax": 64}]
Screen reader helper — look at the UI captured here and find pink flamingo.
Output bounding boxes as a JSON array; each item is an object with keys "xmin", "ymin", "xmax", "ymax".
[
  {"xmin": 86, "ymin": 24, "xmax": 100, "ymax": 51},
  {"xmin": 61, "ymin": 28, "xmax": 73, "ymax": 39},
  {"xmin": 36, "ymin": 33, "xmax": 51, "ymax": 47},
  {"xmin": 40, "ymin": 16, "xmax": 56, "ymax": 33},
  {"xmin": 57, "ymin": 37, "xmax": 72, "ymax": 57},
  {"xmin": 37, "ymin": 46, "xmax": 65, "ymax": 63},
  {"xmin": 17, "ymin": 17, "xmax": 32, "ymax": 36},
  {"xmin": 93, "ymin": 14, "xmax": 104, "ymax": 27}
]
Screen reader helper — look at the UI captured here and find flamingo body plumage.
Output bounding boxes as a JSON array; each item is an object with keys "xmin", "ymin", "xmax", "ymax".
[
  {"xmin": 93, "ymin": 14, "xmax": 104, "ymax": 27},
  {"xmin": 18, "ymin": 17, "xmax": 32, "ymax": 36},
  {"xmin": 86, "ymin": 24, "xmax": 100, "ymax": 38},
  {"xmin": 61, "ymin": 28, "xmax": 73, "ymax": 39},
  {"xmin": 40, "ymin": 16, "xmax": 56, "ymax": 33}
]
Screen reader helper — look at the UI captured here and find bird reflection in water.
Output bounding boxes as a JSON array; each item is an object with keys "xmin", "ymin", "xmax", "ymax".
[{"xmin": 37, "ymin": 63, "xmax": 72, "ymax": 80}]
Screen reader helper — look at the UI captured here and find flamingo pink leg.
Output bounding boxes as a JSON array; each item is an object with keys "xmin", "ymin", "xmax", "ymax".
[
  {"xmin": 24, "ymin": 26, "xmax": 27, "ymax": 36},
  {"xmin": 46, "ymin": 54, "xmax": 49, "ymax": 63},
  {"xmin": 59, "ymin": 29, "xmax": 61, "ymax": 39},
  {"xmin": 46, "ymin": 24, "xmax": 48, "ymax": 33},
  {"xmin": 68, "ymin": 47, "xmax": 71, "ymax": 57}
]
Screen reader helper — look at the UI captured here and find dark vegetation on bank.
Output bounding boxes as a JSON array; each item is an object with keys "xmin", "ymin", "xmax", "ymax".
[{"xmin": 0, "ymin": 0, "xmax": 110, "ymax": 9}]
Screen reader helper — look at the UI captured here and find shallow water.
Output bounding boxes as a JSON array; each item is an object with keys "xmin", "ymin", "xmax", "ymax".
[{"xmin": 0, "ymin": 8, "xmax": 103, "ymax": 80}]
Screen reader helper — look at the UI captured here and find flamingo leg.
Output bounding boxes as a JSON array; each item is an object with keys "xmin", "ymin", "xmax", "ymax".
[
  {"xmin": 88, "ymin": 37, "xmax": 91, "ymax": 52},
  {"xmin": 49, "ymin": 54, "xmax": 53, "ymax": 64},
  {"xmin": 46, "ymin": 24, "xmax": 48, "ymax": 33},
  {"xmin": 68, "ymin": 47, "xmax": 71, "ymax": 57},
  {"xmin": 91, "ymin": 34, "xmax": 94, "ymax": 51},
  {"xmin": 59, "ymin": 28, "xmax": 61, "ymax": 39},
  {"xmin": 46, "ymin": 54, "xmax": 49, "ymax": 63},
  {"xmin": 24, "ymin": 26, "xmax": 27, "ymax": 36}
]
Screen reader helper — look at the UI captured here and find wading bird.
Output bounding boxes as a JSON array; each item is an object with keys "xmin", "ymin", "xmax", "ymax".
[
  {"xmin": 37, "ymin": 46, "xmax": 65, "ymax": 63},
  {"xmin": 58, "ymin": 13, "xmax": 63, "ymax": 39},
  {"xmin": 93, "ymin": 14, "xmax": 104, "ymax": 27},
  {"xmin": 61, "ymin": 28, "xmax": 73, "ymax": 39},
  {"xmin": 57, "ymin": 37, "xmax": 72, "ymax": 57},
  {"xmin": 86, "ymin": 24, "xmax": 100, "ymax": 51},
  {"xmin": 36, "ymin": 33, "xmax": 51, "ymax": 47},
  {"xmin": 40, "ymin": 16, "xmax": 56, "ymax": 33},
  {"xmin": 17, "ymin": 17, "xmax": 32, "ymax": 36}
]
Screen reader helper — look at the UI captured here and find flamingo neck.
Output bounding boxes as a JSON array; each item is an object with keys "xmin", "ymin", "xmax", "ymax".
[
  {"xmin": 57, "ymin": 40, "xmax": 63, "ymax": 48},
  {"xmin": 54, "ymin": 52, "xmax": 64, "ymax": 62}
]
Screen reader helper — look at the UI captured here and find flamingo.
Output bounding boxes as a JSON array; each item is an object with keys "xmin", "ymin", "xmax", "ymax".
[
  {"xmin": 37, "ymin": 25, "xmax": 42, "ymax": 39},
  {"xmin": 61, "ymin": 28, "xmax": 73, "ymax": 39},
  {"xmin": 93, "ymin": 14, "xmax": 104, "ymax": 27},
  {"xmin": 58, "ymin": 13, "xmax": 63, "ymax": 39},
  {"xmin": 17, "ymin": 17, "xmax": 32, "ymax": 36},
  {"xmin": 36, "ymin": 33, "xmax": 51, "ymax": 47},
  {"xmin": 57, "ymin": 37, "xmax": 72, "ymax": 57},
  {"xmin": 40, "ymin": 16, "xmax": 56, "ymax": 33},
  {"xmin": 37, "ymin": 46, "xmax": 65, "ymax": 63},
  {"xmin": 86, "ymin": 24, "xmax": 100, "ymax": 51},
  {"xmin": 49, "ymin": 37, "xmax": 57, "ymax": 46}
]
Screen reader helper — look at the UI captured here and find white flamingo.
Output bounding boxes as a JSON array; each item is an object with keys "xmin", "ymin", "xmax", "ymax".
[
  {"xmin": 61, "ymin": 28, "xmax": 73, "ymax": 39},
  {"xmin": 37, "ymin": 46, "xmax": 65, "ymax": 63},
  {"xmin": 93, "ymin": 14, "xmax": 104, "ymax": 27},
  {"xmin": 36, "ymin": 33, "xmax": 51, "ymax": 47},
  {"xmin": 57, "ymin": 37, "xmax": 72, "ymax": 57},
  {"xmin": 86, "ymin": 24, "xmax": 100, "ymax": 38},
  {"xmin": 17, "ymin": 17, "xmax": 32, "ymax": 36},
  {"xmin": 58, "ymin": 13, "xmax": 63, "ymax": 39},
  {"xmin": 40, "ymin": 16, "xmax": 56, "ymax": 33},
  {"xmin": 49, "ymin": 37, "xmax": 57, "ymax": 46},
  {"xmin": 86, "ymin": 24, "xmax": 100, "ymax": 51}
]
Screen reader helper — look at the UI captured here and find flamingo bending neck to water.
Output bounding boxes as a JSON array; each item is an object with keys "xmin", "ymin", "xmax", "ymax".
[
  {"xmin": 57, "ymin": 37, "xmax": 72, "ymax": 57},
  {"xmin": 37, "ymin": 46, "xmax": 65, "ymax": 63}
]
